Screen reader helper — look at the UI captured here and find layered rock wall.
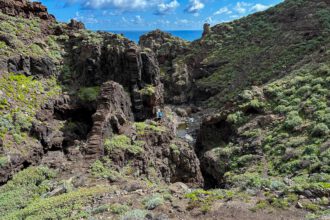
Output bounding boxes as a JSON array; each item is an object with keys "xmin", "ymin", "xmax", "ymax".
[{"xmin": 0, "ymin": 0, "xmax": 55, "ymax": 21}]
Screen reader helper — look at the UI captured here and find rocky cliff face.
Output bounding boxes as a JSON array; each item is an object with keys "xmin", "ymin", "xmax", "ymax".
[
  {"xmin": 84, "ymin": 81, "xmax": 134, "ymax": 159},
  {"xmin": 0, "ymin": 0, "xmax": 55, "ymax": 21},
  {"xmin": 65, "ymin": 32, "xmax": 164, "ymax": 121},
  {"xmin": 139, "ymin": 29, "xmax": 189, "ymax": 66},
  {"xmin": 139, "ymin": 30, "xmax": 193, "ymax": 104},
  {"xmin": 0, "ymin": 0, "xmax": 204, "ymax": 192}
]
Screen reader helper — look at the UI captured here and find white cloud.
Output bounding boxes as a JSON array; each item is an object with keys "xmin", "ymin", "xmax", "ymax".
[
  {"xmin": 251, "ymin": 3, "xmax": 271, "ymax": 12},
  {"xmin": 234, "ymin": 2, "xmax": 252, "ymax": 14},
  {"xmin": 185, "ymin": 0, "xmax": 204, "ymax": 14},
  {"xmin": 205, "ymin": 16, "xmax": 213, "ymax": 23},
  {"xmin": 175, "ymin": 19, "xmax": 190, "ymax": 24},
  {"xmin": 82, "ymin": 0, "xmax": 160, "ymax": 10},
  {"xmin": 74, "ymin": 11, "xmax": 98, "ymax": 23},
  {"xmin": 155, "ymin": 0, "xmax": 179, "ymax": 15},
  {"xmin": 132, "ymin": 15, "xmax": 143, "ymax": 24},
  {"xmin": 214, "ymin": 6, "xmax": 232, "ymax": 15}
]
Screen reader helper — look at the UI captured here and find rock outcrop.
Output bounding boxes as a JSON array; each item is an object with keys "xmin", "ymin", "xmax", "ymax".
[
  {"xmin": 139, "ymin": 29, "xmax": 189, "ymax": 66},
  {"xmin": 68, "ymin": 19, "xmax": 85, "ymax": 30},
  {"xmin": 85, "ymin": 81, "xmax": 133, "ymax": 159},
  {"xmin": 202, "ymin": 23, "xmax": 211, "ymax": 37},
  {"xmin": 0, "ymin": 0, "xmax": 55, "ymax": 21},
  {"xmin": 7, "ymin": 55, "xmax": 57, "ymax": 77},
  {"xmin": 106, "ymin": 118, "xmax": 204, "ymax": 187},
  {"xmin": 66, "ymin": 32, "xmax": 164, "ymax": 121},
  {"xmin": 139, "ymin": 30, "xmax": 192, "ymax": 104}
]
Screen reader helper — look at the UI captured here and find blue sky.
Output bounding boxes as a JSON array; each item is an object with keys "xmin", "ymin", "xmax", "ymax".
[{"xmin": 38, "ymin": 0, "xmax": 283, "ymax": 30}]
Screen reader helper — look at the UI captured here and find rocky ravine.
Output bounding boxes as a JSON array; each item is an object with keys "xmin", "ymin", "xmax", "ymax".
[{"xmin": 0, "ymin": 0, "xmax": 329, "ymax": 220}]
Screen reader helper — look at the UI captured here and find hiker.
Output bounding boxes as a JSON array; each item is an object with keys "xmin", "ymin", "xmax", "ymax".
[{"xmin": 156, "ymin": 109, "xmax": 164, "ymax": 121}]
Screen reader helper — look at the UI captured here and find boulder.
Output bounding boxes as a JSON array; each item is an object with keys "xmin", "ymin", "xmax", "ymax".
[{"xmin": 68, "ymin": 19, "xmax": 85, "ymax": 30}]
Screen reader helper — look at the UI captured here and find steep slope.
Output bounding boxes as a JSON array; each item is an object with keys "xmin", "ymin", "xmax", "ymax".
[
  {"xmin": 140, "ymin": 0, "xmax": 330, "ymax": 217},
  {"xmin": 178, "ymin": 0, "xmax": 330, "ymax": 107},
  {"xmin": 184, "ymin": 0, "xmax": 330, "ymax": 217},
  {"xmin": 0, "ymin": 0, "xmax": 202, "ymax": 189}
]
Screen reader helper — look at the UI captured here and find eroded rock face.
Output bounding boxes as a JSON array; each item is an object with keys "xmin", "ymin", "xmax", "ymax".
[
  {"xmin": 66, "ymin": 33, "xmax": 164, "ymax": 121},
  {"xmin": 7, "ymin": 55, "xmax": 57, "ymax": 77},
  {"xmin": 68, "ymin": 19, "xmax": 85, "ymax": 30},
  {"xmin": 107, "ymin": 119, "xmax": 204, "ymax": 187},
  {"xmin": 165, "ymin": 62, "xmax": 192, "ymax": 104},
  {"xmin": 195, "ymin": 114, "xmax": 235, "ymax": 187},
  {"xmin": 202, "ymin": 23, "xmax": 211, "ymax": 37},
  {"xmin": 139, "ymin": 29, "xmax": 189, "ymax": 66},
  {"xmin": 0, "ymin": 9, "xmax": 202, "ymax": 188},
  {"xmin": 0, "ymin": 0, "xmax": 55, "ymax": 21},
  {"xmin": 0, "ymin": 142, "xmax": 43, "ymax": 184},
  {"xmin": 139, "ymin": 30, "xmax": 193, "ymax": 104},
  {"xmin": 85, "ymin": 81, "xmax": 133, "ymax": 159}
]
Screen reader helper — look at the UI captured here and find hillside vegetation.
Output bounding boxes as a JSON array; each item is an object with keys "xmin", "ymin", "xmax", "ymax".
[{"xmin": 188, "ymin": 0, "xmax": 330, "ymax": 107}]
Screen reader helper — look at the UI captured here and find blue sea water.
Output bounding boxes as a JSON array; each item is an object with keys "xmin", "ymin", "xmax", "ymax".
[{"xmin": 107, "ymin": 30, "xmax": 203, "ymax": 43}]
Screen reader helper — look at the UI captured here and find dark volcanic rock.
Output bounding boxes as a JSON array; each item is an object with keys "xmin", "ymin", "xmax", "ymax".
[
  {"xmin": 0, "ymin": 142, "xmax": 43, "ymax": 184},
  {"xmin": 139, "ymin": 29, "xmax": 189, "ymax": 66},
  {"xmin": 202, "ymin": 23, "xmax": 211, "ymax": 37},
  {"xmin": 7, "ymin": 56, "xmax": 56, "ymax": 77},
  {"xmin": 67, "ymin": 32, "xmax": 164, "ymax": 121},
  {"xmin": 139, "ymin": 30, "xmax": 192, "ymax": 104},
  {"xmin": 68, "ymin": 19, "xmax": 85, "ymax": 30},
  {"xmin": 84, "ymin": 81, "xmax": 133, "ymax": 159},
  {"xmin": 0, "ymin": 0, "xmax": 55, "ymax": 21}
]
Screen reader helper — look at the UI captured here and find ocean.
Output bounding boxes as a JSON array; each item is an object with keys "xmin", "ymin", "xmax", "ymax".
[{"xmin": 107, "ymin": 30, "xmax": 203, "ymax": 43}]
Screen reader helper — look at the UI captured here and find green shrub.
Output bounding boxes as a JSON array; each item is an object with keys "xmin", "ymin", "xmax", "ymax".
[
  {"xmin": 185, "ymin": 189, "xmax": 230, "ymax": 213},
  {"xmin": 311, "ymin": 123, "xmax": 329, "ymax": 137},
  {"xmin": 170, "ymin": 143, "xmax": 180, "ymax": 155},
  {"xmin": 284, "ymin": 111, "xmax": 303, "ymax": 131},
  {"xmin": 226, "ymin": 111, "xmax": 244, "ymax": 124},
  {"xmin": 0, "ymin": 72, "xmax": 60, "ymax": 144},
  {"xmin": 143, "ymin": 194, "xmax": 165, "ymax": 210},
  {"xmin": 0, "ymin": 41, "xmax": 6, "ymax": 49},
  {"xmin": 0, "ymin": 21, "xmax": 16, "ymax": 33},
  {"xmin": 110, "ymin": 204, "xmax": 129, "ymax": 214},
  {"xmin": 90, "ymin": 159, "xmax": 119, "ymax": 181},
  {"xmin": 29, "ymin": 44, "xmax": 44, "ymax": 56},
  {"xmin": 139, "ymin": 85, "xmax": 156, "ymax": 96},
  {"xmin": 91, "ymin": 204, "xmax": 110, "ymax": 214},
  {"xmin": 121, "ymin": 209, "xmax": 147, "ymax": 220},
  {"xmin": 251, "ymin": 200, "xmax": 269, "ymax": 211},
  {"xmin": 134, "ymin": 122, "xmax": 165, "ymax": 135},
  {"xmin": 0, "ymin": 156, "xmax": 8, "ymax": 167},
  {"xmin": 0, "ymin": 166, "xmax": 56, "ymax": 215},
  {"xmin": 5, "ymin": 186, "xmax": 109, "ymax": 219},
  {"xmin": 104, "ymin": 135, "xmax": 144, "ymax": 155},
  {"xmin": 77, "ymin": 86, "xmax": 100, "ymax": 102},
  {"xmin": 304, "ymin": 202, "xmax": 320, "ymax": 212},
  {"xmin": 270, "ymin": 197, "xmax": 289, "ymax": 209},
  {"xmin": 241, "ymin": 90, "xmax": 254, "ymax": 101}
]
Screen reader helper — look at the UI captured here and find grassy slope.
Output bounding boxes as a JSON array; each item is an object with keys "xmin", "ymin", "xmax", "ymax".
[
  {"xmin": 210, "ymin": 55, "xmax": 330, "ymax": 216},
  {"xmin": 190, "ymin": 0, "xmax": 330, "ymax": 217},
  {"xmin": 0, "ymin": 10, "xmax": 110, "ymax": 164},
  {"xmin": 188, "ymin": 0, "xmax": 330, "ymax": 107}
]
